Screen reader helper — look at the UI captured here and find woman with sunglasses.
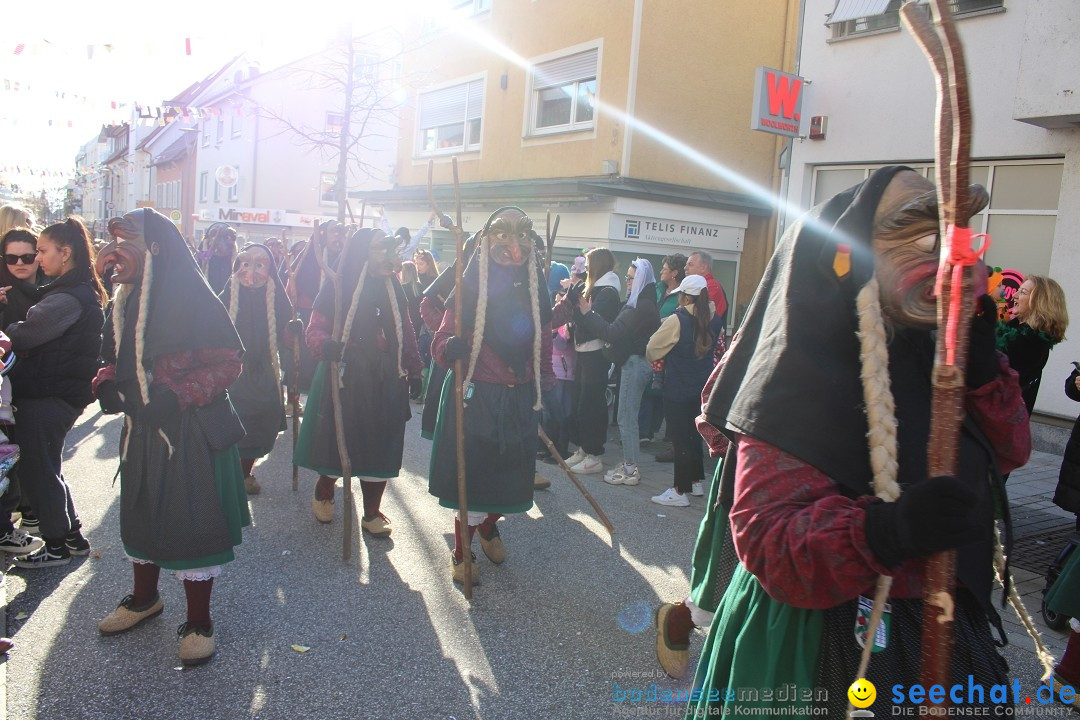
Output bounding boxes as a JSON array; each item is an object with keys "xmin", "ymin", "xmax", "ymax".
[
  {"xmin": 5, "ymin": 218, "xmax": 107, "ymax": 568},
  {"xmin": 0, "ymin": 228, "xmax": 46, "ymax": 329}
]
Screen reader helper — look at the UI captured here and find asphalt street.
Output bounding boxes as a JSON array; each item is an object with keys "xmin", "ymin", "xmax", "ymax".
[{"xmin": 0, "ymin": 405, "xmax": 1068, "ymax": 719}]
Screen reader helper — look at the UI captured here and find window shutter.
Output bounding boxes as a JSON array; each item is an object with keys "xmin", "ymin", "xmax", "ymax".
[
  {"xmin": 533, "ymin": 49, "xmax": 598, "ymax": 90},
  {"xmin": 826, "ymin": 0, "xmax": 892, "ymax": 24},
  {"xmin": 420, "ymin": 84, "xmax": 468, "ymax": 128}
]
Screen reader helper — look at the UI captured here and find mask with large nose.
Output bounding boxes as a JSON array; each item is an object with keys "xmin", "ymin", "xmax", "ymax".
[
  {"xmin": 485, "ymin": 210, "xmax": 533, "ymax": 267},
  {"xmin": 98, "ymin": 212, "xmax": 150, "ymax": 284}
]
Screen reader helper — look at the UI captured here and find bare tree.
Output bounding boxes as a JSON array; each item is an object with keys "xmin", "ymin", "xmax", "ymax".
[{"xmin": 253, "ymin": 26, "xmax": 412, "ymax": 224}]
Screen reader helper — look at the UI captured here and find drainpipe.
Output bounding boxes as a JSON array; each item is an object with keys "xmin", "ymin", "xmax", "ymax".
[{"xmin": 620, "ymin": 0, "xmax": 645, "ymax": 178}]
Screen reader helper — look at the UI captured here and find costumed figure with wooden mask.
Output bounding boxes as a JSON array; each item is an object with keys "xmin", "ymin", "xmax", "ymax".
[
  {"xmin": 93, "ymin": 208, "xmax": 249, "ymax": 667},
  {"xmin": 294, "ymin": 228, "xmax": 423, "ymax": 536},
  {"xmin": 429, "ymin": 207, "xmax": 554, "ymax": 587},
  {"xmin": 200, "ymin": 222, "xmax": 237, "ymax": 295},
  {"xmin": 283, "ymin": 221, "xmax": 345, "ymax": 415},
  {"xmin": 219, "ymin": 243, "xmax": 297, "ymax": 495},
  {"xmin": 681, "ymin": 168, "xmax": 1031, "ymax": 716}
]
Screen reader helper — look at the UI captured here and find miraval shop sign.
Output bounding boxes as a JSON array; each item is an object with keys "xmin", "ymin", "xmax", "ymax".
[
  {"xmin": 197, "ymin": 207, "xmax": 334, "ymax": 228},
  {"xmin": 751, "ymin": 66, "xmax": 805, "ymax": 138},
  {"xmin": 610, "ymin": 215, "xmax": 743, "ymax": 252}
]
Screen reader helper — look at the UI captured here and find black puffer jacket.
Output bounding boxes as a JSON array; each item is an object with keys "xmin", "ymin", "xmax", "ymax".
[
  {"xmin": 576, "ymin": 283, "xmax": 660, "ymax": 366},
  {"xmin": 1054, "ymin": 369, "xmax": 1080, "ymax": 514}
]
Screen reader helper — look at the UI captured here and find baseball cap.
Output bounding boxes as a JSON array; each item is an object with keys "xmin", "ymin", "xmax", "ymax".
[{"xmin": 674, "ymin": 274, "xmax": 708, "ymax": 296}]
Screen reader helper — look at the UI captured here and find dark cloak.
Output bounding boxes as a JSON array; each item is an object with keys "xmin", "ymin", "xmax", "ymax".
[{"xmin": 701, "ymin": 166, "xmax": 1008, "ymax": 628}]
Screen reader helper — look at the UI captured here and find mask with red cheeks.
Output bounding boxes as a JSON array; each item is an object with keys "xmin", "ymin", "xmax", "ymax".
[
  {"xmin": 98, "ymin": 213, "xmax": 149, "ymax": 284},
  {"xmin": 367, "ymin": 231, "xmax": 398, "ymax": 278},
  {"xmin": 234, "ymin": 247, "xmax": 272, "ymax": 288},
  {"xmin": 871, "ymin": 171, "xmax": 989, "ymax": 329},
  {"xmin": 486, "ymin": 212, "xmax": 533, "ymax": 267}
]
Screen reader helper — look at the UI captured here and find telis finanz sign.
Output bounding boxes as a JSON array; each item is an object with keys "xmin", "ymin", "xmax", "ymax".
[
  {"xmin": 611, "ymin": 215, "xmax": 743, "ymax": 252},
  {"xmin": 751, "ymin": 66, "xmax": 806, "ymax": 138}
]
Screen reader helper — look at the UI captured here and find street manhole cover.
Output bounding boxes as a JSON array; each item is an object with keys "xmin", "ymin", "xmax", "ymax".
[{"xmin": 1010, "ymin": 525, "xmax": 1077, "ymax": 574}]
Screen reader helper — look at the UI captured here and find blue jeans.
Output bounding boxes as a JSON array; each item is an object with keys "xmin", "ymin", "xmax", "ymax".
[{"xmin": 618, "ymin": 355, "xmax": 652, "ymax": 467}]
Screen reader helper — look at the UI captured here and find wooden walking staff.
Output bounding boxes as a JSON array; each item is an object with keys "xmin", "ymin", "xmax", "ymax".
[
  {"xmin": 311, "ymin": 220, "xmax": 357, "ymax": 561},
  {"xmin": 900, "ymin": 0, "xmax": 988, "ymax": 697},
  {"xmin": 286, "ymin": 232, "xmax": 306, "ymax": 492},
  {"xmin": 427, "ymin": 158, "xmax": 474, "ymax": 598}
]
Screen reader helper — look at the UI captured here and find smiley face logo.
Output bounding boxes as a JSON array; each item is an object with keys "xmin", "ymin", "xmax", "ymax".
[{"xmin": 848, "ymin": 679, "xmax": 876, "ymax": 709}]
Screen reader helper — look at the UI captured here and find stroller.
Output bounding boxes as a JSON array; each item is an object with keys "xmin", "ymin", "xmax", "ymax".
[{"xmin": 1041, "ymin": 530, "xmax": 1080, "ymax": 631}]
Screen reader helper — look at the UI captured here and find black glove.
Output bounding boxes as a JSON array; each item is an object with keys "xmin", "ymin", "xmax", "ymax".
[
  {"xmin": 408, "ymin": 376, "xmax": 423, "ymax": 399},
  {"xmin": 864, "ymin": 475, "xmax": 982, "ymax": 568},
  {"xmin": 142, "ymin": 386, "xmax": 180, "ymax": 430},
  {"xmin": 96, "ymin": 380, "xmax": 127, "ymax": 415},
  {"xmin": 287, "ymin": 318, "xmax": 304, "ymax": 336},
  {"xmin": 967, "ymin": 294, "xmax": 999, "ymax": 388},
  {"xmin": 321, "ymin": 339, "xmax": 344, "ymax": 363},
  {"xmin": 443, "ymin": 336, "xmax": 470, "ymax": 362}
]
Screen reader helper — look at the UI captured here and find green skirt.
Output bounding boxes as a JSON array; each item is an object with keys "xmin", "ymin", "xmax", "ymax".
[
  {"xmin": 1045, "ymin": 541, "xmax": 1080, "ymax": 618},
  {"xmin": 688, "ymin": 461, "xmax": 729, "ymax": 614},
  {"xmin": 686, "ymin": 563, "xmax": 823, "ymax": 717},
  {"xmin": 124, "ymin": 446, "xmax": 250, "ymax": 571}
]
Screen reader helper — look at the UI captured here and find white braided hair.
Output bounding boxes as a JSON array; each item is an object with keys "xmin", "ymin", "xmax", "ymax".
[
  {"xmin": 527, "ymin": 244, "xmax": 542, "ymax": 410},
  {"xmin": 461, "ymin": 233, "xmax": 489, "ymax": 394},
  {"xmin": 339, "ymin": 262, "xmax": 368, "ymax": 352},
  {"xmin": 133, "ymin": 252, "xmax": 153, "ymax": 405},
  {"xmin": 385, "ymin": 277, "xmax": 405, "ymax": 378}
]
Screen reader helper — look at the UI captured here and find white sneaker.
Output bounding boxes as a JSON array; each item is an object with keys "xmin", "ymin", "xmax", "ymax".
[
  {"xmin": 565, "ymin": 449, "xmax": 587, "ymax": 467},
  {"xmin": 569, "ymin": 454, "xmax": 603, "ymax": 475},
  {"xmin": 605, "ymin": 464, "xmax": 640, "ymax": 486},
  {"xmin": 690, "ymin": 482, "xmax": 704, "ymax": 497},
  {"xmin": 651, "ymin": 488, "xmax": 689, "ymax": 507}
]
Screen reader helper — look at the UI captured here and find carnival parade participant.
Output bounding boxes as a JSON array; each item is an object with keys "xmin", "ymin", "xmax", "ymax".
[
  {"xmin": 93, "ymin": 208, "xmax": 249, "ymax": 666},
  {"xmin": 294, "ymin": 228, "xmax": 422, "ymax": 535},
  {"xmin": 200, "ymin": 222, "xmax": 237, "ymax": 295},
  {"xmin": 219, "ymin": 243, "xmax": 296, "ymax": 495},
  {"xmin": 687, "ymin": 168, "xmax": 1030, "ymax": 716},
  {"xmin": 428, "ymin": 207, "xmax": 554, "ymax": 586},
  {"xmin": 284, "ymin": 223, "xmax": 344, "ymax": 415}
]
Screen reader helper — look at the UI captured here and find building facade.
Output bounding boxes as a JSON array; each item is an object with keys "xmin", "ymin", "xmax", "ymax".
[
  {"xmin": 360, "ymin": 0, "xmax": 802, "ymax": 321},
  {"xmin": 786, "ymin": 0, "xmax": 1080, "ymax": 423}
]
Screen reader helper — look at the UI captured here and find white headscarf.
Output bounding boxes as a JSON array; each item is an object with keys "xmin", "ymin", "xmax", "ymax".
[{"xmin": 626, "ymin": 258, "xmax": 656, "ymax": 308}]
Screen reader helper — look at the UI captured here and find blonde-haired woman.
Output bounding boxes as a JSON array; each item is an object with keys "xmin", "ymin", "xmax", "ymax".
[
  {"xmin": 998, "ymin": 274, "xmax": 1069, "ymax": 415},
  {"xmin": 0, "ymin": 205, "xmax": 34, "ymax": 238}
]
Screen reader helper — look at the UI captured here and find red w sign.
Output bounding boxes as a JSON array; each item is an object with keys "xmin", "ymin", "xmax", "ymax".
[{"xmin": 751, "ymin": 66, "xmax": 806, "ymax": 138}]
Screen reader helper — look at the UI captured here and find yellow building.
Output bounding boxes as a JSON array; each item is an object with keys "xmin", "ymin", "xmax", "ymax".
[{"xmin": 360, "ymin": 0, "xmax": 800, "ymax": 317}]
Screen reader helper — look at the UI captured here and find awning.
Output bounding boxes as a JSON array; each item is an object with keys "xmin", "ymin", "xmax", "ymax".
[{"xmin": 826, "ymin": 0, "xmax": 893, "ymax": 24}]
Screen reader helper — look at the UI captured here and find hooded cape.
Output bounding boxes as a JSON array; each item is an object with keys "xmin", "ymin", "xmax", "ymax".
[{"xmin": 107, "ymin": 208, "xmax": 242, "ymax": 382}]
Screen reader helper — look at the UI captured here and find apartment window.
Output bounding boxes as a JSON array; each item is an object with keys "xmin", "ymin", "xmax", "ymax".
[
  {"xmin": 827, "ymin": 0, "xmax": 1003, "ymax": 40},
  {"xmin": 174, "ymin": 180, "xmax": 182, "ymax": 210},
  {"xmin": 417, "ymin": 78, "xmax": 484, "ymax": 155},
  {"xmin": 811, "ymin": 160, "xmax": 1063, "ymax": 277},
  {"xmin": 528, "ymin": 48, "xmax": 598, "ymax": 136},
  {"xmin": 355, "ymin": 54, "xmax": 378, "ymax": 83},
  {"xmin": 320, "ymin": 172, "xmax": 338, "ymax": 206},
  {"xmin": 230, "ymin": 111, "xmax": 241, "ymax": 138},
  {"xmin": 201, "ymin": 120, "xmax": 210, "ymax": 147},
  {"xmin": 213, "ymin": 177, "xmax": 221, "ymax": 203},
  {"xmin": 216, "ymin": 114, "xmax": 225, "ymax": 144},
  {"xmin": 452, "ymin": 0, "xmax": 491, "ymax": 16},
  {"xmin": 199, "ymin": 171, "xmax": 208, "ymax": 203},
  {"xmin": 228, "ymin": 166, "xmax": 239, "ymax": 203},
  {"xmin": 326, "ymin": 112, "xmax": 344, "ymax": 137}
]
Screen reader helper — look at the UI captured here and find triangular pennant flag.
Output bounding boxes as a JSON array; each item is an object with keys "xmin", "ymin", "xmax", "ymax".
[
  {"xmin": 185, "ymin": 38, "xmax": 192, "ymax": 55},
  {"xmin": 13, "ymin": 44, "xmax": 24, "ymax": 56}
]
